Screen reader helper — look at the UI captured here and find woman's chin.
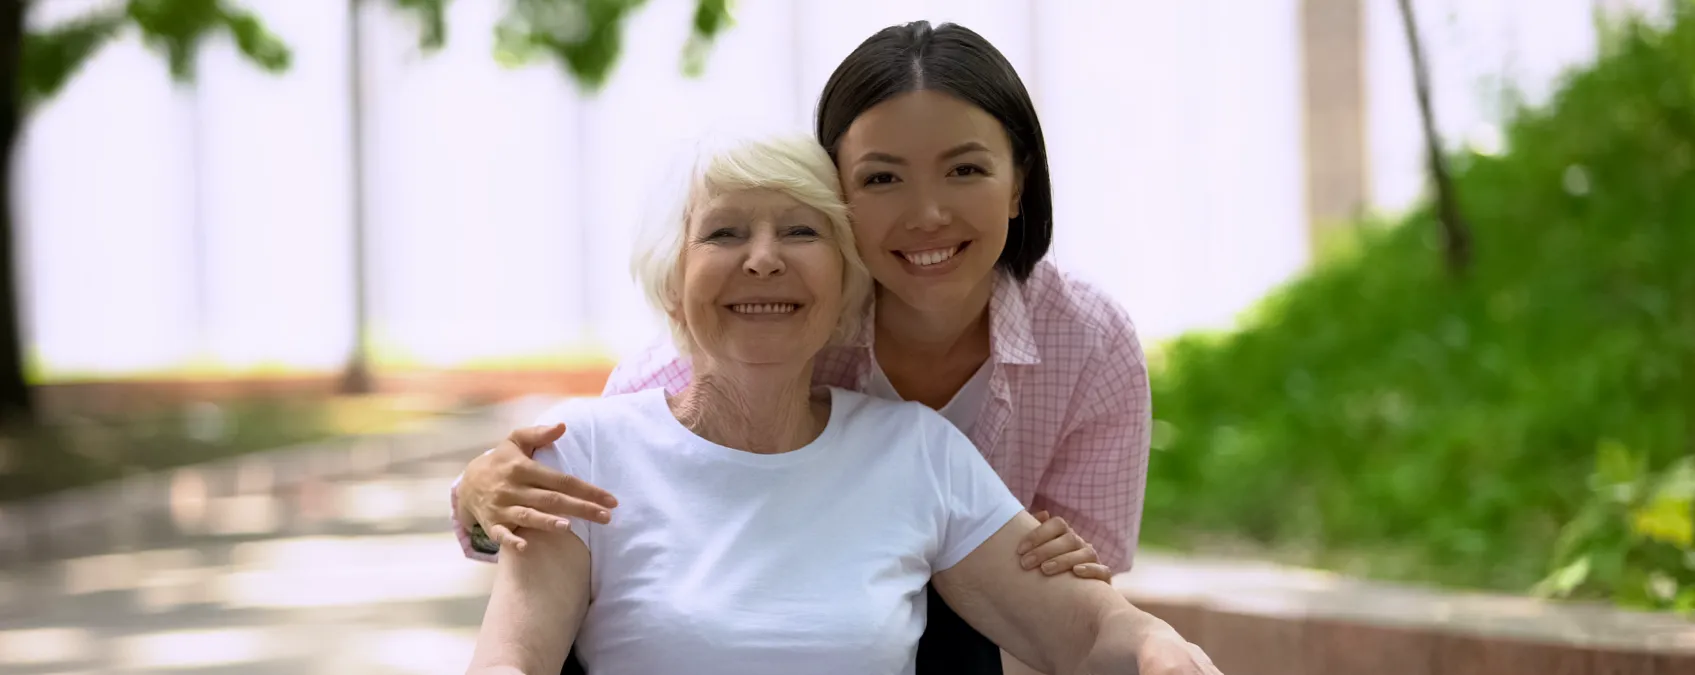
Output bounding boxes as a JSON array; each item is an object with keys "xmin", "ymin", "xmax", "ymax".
[
  {"xmin": 876, "ymin": 279, "xmax": 981, "ymax": 315},
  {"xmin": 701, "ymin": 341, "xmax": 830, "ymax": 371}
]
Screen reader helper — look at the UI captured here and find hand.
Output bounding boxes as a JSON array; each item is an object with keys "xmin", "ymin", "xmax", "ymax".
[
  {"xmin": 459, "ymin": 423, "xmax": 619, "ymax": 553},
  {"xmin": 1083, "ymin": 619, "xmax": 1222, "ymax": 675},
  {"xmin": 1015, "ymin": 510, "xmax": 1112, "ymax": 581},
  {"xmin": 1132, "ymin": 630, "xmax": 1221, "ymax": 675}
]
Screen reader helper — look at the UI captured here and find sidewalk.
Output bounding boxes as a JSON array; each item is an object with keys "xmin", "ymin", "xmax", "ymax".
[{"xmin": 0, "ymin": 397, "xmax": 565, "ymax": 673}]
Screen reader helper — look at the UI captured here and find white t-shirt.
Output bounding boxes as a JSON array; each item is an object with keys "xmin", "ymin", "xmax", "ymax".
[{"xmin": 532, "ymin": 386, "xmax": 1025, "ymax": 675}]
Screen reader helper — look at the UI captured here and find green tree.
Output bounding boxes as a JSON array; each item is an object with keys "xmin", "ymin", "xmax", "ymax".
[{"xmin": 0, "ymin": 0, "xmax": 732, "ymax": 420}]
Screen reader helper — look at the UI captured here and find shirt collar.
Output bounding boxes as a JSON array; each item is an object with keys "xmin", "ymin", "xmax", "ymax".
[{"xmin": 843, "ymin": 272, "xmax": 1041, "ymax": 366}]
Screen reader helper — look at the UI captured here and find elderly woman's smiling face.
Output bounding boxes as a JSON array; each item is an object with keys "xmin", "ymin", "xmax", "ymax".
[{"xmin": 676, "ymin": 188, "xmax": 845, "ymax": 367}]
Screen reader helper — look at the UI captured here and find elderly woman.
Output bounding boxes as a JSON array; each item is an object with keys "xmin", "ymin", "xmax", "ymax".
[{"xmin": 466, "ymin": 133, "xmax": 1216, "ymax": 675}]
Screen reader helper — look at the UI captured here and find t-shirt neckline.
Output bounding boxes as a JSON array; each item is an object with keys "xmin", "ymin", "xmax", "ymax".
[{"xmin": 641, "ymin": 386, "xmax": 845, "ymax": 467}]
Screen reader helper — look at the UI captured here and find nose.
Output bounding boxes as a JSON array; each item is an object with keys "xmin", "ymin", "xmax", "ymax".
[
  {"xmin": 906, "ymin": 189, "xmax": 949, "ymax": 232},
  {"xmin": 742, "ymin": 234, "xmax": 785, "ymax": 278}
]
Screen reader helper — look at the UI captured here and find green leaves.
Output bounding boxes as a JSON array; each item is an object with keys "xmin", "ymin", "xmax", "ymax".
[
  {"xmin": 22, "ymin": 0, "xmax": 291, "ymax": 107},
  {"xmin": 1143, "ymin": 2, "xmax": 1695, "ymax": 614},
  {"xmin": 484, "ymin": 0, "xmax": 731, "ymax": 90},
  {"xmin": 21, "ymin": 0, "xmax": 734, "ymax": 109},
  {"xmin": 493, "ymin": 0, "xmax": 646, "ymax": 91},
  {"xmin": 388, "ymin": 0, "xmax": 451, "ymax": 50},
  {"xmin": 20, "ymin": 8, "xmax": 128, "ymax": 106},
  {"xmin": 1536, "ymin": 448, "xmax": 1693, "ymax": 614}
]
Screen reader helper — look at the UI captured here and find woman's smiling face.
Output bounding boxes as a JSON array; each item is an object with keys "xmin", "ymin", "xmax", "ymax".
[{"xmin": 835, "ymin": 90, "xmax": 1024, "ymax": 312}]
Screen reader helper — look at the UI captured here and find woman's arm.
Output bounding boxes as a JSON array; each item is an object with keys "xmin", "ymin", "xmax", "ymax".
[
  {"xmin": 450, "ymin": 341, "xmax": 689, "ymax": 560},
  {"xmin": 466, "ymin": 528, "xmax": 592, "ymax": 674},
  {"xmin": 932, "ymin": 512, "xmax": 1215, "ymax": 675},
  {"xmin": 1033, "ymin": 312, "xmax": 1152, "ymax": 574}
]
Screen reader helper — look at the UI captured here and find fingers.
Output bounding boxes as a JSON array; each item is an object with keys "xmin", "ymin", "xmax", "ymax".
[
  {"xmin": 526, "ymin": 466, "xmax": 619, "ymax": 510},
  {"xmin": 504, "ymin": 504, "xmax": 577, "ymax": 531},
  {"xmin": 486, "ymin": 524, "xmax": 526, "ymax": 553},
  {"xmin": 507, "ymin": 423, "xmax": 567, "ymax": 455},
  {"xmin": 1022, "ymin": 532, "xmax": 1089, "ymax": 572},
  {"xmin": 1068, "ymin": 562, "xmax": 1114, "ymax": 581},
  {"xmin": 1015, "ymin": 514, "xmax": 1069, "ymax": 556},
  {"xmin": 519, "ymin": 488, "xmax": 614, "ymax": 525},
  {"xmin": 1034, "ymin": 542, "xmax": 1099, "ymax": 575}
]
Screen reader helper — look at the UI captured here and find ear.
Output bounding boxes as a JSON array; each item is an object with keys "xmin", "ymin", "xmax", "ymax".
[{"xmin": 662, "ymin": 273, "xmax": 687, "ymax": 326}]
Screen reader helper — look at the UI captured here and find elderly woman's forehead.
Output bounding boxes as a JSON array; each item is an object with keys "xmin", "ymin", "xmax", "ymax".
[{"xmin": 694, "ymin": 190, "xmax": 823, "ymax": 219}]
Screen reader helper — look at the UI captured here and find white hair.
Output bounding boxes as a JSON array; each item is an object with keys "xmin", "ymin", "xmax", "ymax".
[{"xmin": 630, "ymin": 131, "xmax": 872, "ymax": 356}]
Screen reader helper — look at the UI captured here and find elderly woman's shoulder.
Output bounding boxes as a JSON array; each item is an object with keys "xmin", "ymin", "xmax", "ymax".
[
  {"xmin": 531, "ymin": 389, "xmax": 671, "ymax": 435},
  {"xmin": 1019, "ymin": 259, "xmax": 1142, "ymax": 351}
]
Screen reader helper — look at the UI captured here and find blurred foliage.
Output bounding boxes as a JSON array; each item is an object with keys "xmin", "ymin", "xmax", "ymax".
[
  {"xmin": 1533, "ymin": 445, "xmax": 1694, "ymax": 613},
  {"xmin": 1143, "ymin": 3, "xmax": 1695, "ymax": 613},
  {"xmin": 0, "ymin": 395, "xmax": 450, "ymax": 502},
  {"xmin": 22, "ymin": 0, "xmax": 290, "ymax": 108},
  {"xmin": 21, "ymin": 0, "xmax": 733, "ymax": 109},
  {"xmin": 493, "ymin": 0, "xmax": 734, "ymax": 89}
]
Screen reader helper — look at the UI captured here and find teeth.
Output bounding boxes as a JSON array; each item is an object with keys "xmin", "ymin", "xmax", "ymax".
[
  {"xmin": 729, "ymin": 303, "xmax": 798, "ymax": 314},
  {"xmin": 901, "ymin": 245, "xmax": 960, "ymax": 267}
]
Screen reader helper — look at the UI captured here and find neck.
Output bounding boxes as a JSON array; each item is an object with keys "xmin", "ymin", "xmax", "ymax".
[
  {"xmin": 874, "ymin": 275, "xmax": 995, "ymax": 360},
  {"xmin": 670, "ymin": 361, "xmax": 825, "ymax": 454}
]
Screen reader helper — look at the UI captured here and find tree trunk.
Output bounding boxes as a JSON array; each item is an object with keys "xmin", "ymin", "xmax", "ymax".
[
  {"xmin": 338, "ymin": 0, "xmax": 372, "ymax": 395},
  {"xmin": 0, "ymin": 0, "xmax": 36, "ymax": 424},
  {"xmin": 1396, "ymin": 0, "xmax": 1473, "ymax": 275}
]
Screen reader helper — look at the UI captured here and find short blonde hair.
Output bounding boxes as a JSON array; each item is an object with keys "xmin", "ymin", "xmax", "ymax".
[{"xmin": 630, "ymin": 132, "xmax": 872, "ymax": 356}]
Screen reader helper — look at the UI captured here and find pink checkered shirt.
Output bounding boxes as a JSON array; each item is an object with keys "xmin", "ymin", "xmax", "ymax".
[{"xmin": 452, "ymin": 259, "xmax": 1151, "ymax": 571}]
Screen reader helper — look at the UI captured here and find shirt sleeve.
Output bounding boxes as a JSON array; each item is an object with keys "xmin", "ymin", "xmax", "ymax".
[
  {"xmin": 930, "ymin": 409, "xmax": 1027, "ymax": 572},
  {"xmin": 530, "ymin": 401, "xmax": 597, "ymax": 551},
  {"xmin": 1031, "ymin": 318, "xmax": 1151, "ymax": 574}
]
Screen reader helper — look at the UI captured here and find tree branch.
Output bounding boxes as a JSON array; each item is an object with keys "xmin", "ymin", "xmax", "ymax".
[{"xmin": 1396, "ymin": 0, "xmax": 1473, "ymax": 275}]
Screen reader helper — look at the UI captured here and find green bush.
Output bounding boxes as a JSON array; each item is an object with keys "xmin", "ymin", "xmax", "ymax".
[{"xmin": 1143, "ymin": 4, "xmax": 1695, "ymax": 611}]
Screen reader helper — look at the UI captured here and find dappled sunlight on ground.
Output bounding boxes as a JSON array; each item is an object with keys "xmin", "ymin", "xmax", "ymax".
[{"xmin": 0, "ymin": 445, "xmax": 501, "ymax": 673}]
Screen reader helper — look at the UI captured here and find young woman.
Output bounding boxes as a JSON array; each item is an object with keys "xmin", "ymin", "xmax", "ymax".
[{"xmin": 454, "ymin": 21, "xmax": 1158, "ymax": 675}]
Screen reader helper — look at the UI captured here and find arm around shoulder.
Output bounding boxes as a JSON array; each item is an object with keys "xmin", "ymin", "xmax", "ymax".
[{"xmin": 1034, "ymin": 313, "xmax": 1152, "ymax": 573}]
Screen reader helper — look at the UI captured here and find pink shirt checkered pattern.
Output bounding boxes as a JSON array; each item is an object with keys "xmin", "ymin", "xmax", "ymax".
[{"xmin": 452, "ymin": 259, "xmax": 1151, "ymax": 572}]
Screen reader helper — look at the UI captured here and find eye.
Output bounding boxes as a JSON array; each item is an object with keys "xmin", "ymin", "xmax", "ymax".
[
  {"xmin": 702, "ymin": 227, "xmax": 739, "ymax": 241},
  {"xmin": 786, "ymin": 225, "xmax": 822, "ymax": 238},
  {"xmin": 949, "ymin": 164, "xmax": 989, "ymax": 177},
  {"xmin": 863, "ymin": 172, "xmax": 898, "ymax": 186}
]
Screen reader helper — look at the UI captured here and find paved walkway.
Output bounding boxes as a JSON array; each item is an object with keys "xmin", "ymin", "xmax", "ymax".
[
  {"xmin": 1, "ymin": 452, "xmax": 499, "ymax": 674},
  {"xmin": 0, "ymin": 401, "xmax": 559, "ymax": 675}
]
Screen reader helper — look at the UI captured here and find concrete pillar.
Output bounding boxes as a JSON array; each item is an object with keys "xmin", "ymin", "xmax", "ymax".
[{"xmin": 1300, "ymin": 0, "xmax": 1370, "ymax": 253}]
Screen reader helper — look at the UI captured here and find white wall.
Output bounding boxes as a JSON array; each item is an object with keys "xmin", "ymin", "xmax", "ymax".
[{"xmin": 16, "ymin": 0, "xmax": 1646, "ymax": 377}]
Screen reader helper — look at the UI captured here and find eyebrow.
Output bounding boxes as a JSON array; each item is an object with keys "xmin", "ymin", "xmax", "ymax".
[{"xmin": 856, "ymin": 141, "xmax": 992, "ymax": 166}]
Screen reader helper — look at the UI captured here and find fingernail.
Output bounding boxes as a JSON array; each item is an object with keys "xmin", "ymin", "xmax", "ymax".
[
  {"xmin": 1016, "ymin": 542, "xmax": 1031, "ymax": 555},
  {"xmin": 555, "ymin": 519, "xmax": 571, "ymax": 530},
  {"xmin": 606, "ymin": 497, "xmax": 620, "ymax": 507},
  {"xmin": 1021, "ymin": 554, "xmax": 1036, "ymax": 569},
  {"xmin": 1042, "ymin": 561, "xmax": 1057, "ymax": 574},
  {"xmin": 597, "ymin": 510, "xmax": 610, "ymax": 523}
]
